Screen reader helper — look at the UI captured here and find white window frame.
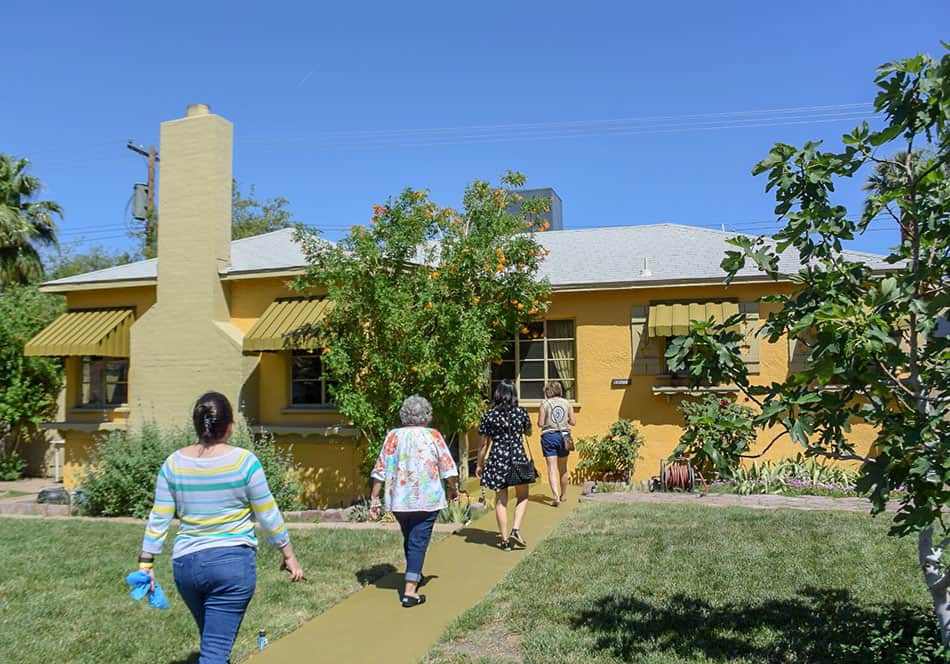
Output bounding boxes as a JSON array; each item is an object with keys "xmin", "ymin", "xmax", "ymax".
[
  {"xmin": 289, "ymin": 350, "xmax": 334, "ymax": 407},
  {"xmin": 490, "ymin": 319, "xmax": 577, "ymax": 402}
]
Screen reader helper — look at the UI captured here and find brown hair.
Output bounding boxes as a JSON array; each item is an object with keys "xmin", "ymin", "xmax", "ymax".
[
  {"xmin": 543, "ymin": 381, "xmax": 563, "ymax": 398},
  {"xmin": 193, "ymin": 391, "xmax": 234, "ymax": 445}
]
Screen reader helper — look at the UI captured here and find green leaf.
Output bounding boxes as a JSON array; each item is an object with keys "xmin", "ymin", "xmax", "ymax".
[{"xmin": 868, "ymin": 125, "xmax": 903, "ymax": 147}]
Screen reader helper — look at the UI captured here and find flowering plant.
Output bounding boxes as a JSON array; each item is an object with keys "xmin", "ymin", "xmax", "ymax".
[
  {"xmin": 295, "ymin": 172, "xmax": 551, "ymax": 472},
  {"xmin": 672, "ymin": 394, "xmax": 756, "ymax": 475}
]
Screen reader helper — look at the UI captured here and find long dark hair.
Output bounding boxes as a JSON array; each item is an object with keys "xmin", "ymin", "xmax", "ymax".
[
  {"xmin": 193, "ymin": 391, "xmax": 234, "ymax": 445},
  {"xmin": 492, "ymin": 379, "xmax": 519, "ymax": 412}
]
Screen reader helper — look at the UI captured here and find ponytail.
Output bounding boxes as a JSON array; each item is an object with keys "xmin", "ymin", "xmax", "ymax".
[{"xmin": 192, "ymin": 391, "xmax": 234, "ymax": 445}]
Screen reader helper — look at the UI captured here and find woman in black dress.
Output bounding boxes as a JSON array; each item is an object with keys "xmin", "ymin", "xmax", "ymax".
[{"xmin": 476, "ymin": 380, "xmax": 533, "ymax": 551}]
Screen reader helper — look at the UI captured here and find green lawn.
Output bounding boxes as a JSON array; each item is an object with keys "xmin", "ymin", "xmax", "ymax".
[
  {"xmin": 0, "ymin": 518, "xmax": 423, "ymax": 664},
  {"xmin": 425, "ymin": 502, "xmax": 944, "ymax": 663}
]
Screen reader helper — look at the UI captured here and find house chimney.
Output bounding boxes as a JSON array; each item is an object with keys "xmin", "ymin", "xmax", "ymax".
[
  {"xmin": 155, "ymin": 104, "xmax": 233, "ymax": 319},
  {"xmin": 130, "ymin": 104, "xmax": 249, "ymax": 428},
  {"xmin": 507, "ymin": 187, "xmax": 563, "ymax": 231},
  {"xmin": 186, "ymin": 103, "xmax": 211, "ymax": 117}
]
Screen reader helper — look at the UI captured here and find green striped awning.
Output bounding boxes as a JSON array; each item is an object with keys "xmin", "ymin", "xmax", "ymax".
[
  {"xmin": 24, "ymin": 308, "xmax": 134, "ymax": 357},
  {"xmin": 647, "ymin": 302, "xmax": 740, "ymax": 337},
  {"xmin": 243, "ymin": 297, "xmax": 331, "ymax": 352}
]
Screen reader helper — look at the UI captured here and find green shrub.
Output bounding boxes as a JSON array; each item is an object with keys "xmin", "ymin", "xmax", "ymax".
[
  {"xmin": 0, "ymin": 285, "xmax": 64, "ymax": 473},
  {"xmin": 78, "ymin": 422, "xmax": 302, "ymax": 518},
  {"xmin": 575, "ymin": 419, "xmax": 645, "ymax": 482},
  {"xmin": 0, "ymin": 452, "xmax": 26, "ymax": 481},
  {"xmin": 231, "ymin": 423, "xmax": 302, "ymax": 512},
  {"xmin": 77, "ymin": 424, "xmax": 182, "ymax": 518},
  {"xmin": 673, "ymin": 394, "xmax": 756, "ymax": 475}
]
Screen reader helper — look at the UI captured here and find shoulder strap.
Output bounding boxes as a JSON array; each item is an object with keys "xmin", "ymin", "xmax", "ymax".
[{"xmin": 522, "ymin": 433, "xmax": 535, "ymax": 462}]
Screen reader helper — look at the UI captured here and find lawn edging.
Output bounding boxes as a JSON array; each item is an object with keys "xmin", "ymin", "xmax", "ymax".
[
  {"xmin": 0, "ymin": 509, "xmax": 466, "ymax": 533},
  {"xmin": 0, "ymin": 500, "xmax": 71, "ymax": 517},
  {"xmin": 581, "ymin": 490, "xmax": 904, "ymax": 513}
]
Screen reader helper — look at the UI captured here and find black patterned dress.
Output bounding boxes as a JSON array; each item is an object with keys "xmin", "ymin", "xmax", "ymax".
[{"xmin": 478, "ymin": 406, "xmax": 532, "ymax": 491}]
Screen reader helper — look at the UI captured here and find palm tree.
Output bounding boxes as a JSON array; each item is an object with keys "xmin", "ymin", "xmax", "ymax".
[
  {"xmin": 0, "ymin": 153, "xmax": 61, "ymax": 286},
  {"xmin": 862, "ymin": 149, "xmax": 947, "ymax": 243}
]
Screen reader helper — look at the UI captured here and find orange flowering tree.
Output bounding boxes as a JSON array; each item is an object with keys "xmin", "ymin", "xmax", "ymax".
[{"xmin": 295, "ymin": 172, "xmax": 551, "ymax": 470}]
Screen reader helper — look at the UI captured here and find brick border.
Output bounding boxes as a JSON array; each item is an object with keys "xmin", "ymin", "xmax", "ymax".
[{"xmin": 581, "ymin": 491, "xmax": 903, "ymax": 513}]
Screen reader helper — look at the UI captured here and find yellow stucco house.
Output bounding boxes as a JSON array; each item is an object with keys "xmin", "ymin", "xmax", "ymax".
[{"xmin": 25, "ymin": 105, "xmax": 890, "ymax": 506}]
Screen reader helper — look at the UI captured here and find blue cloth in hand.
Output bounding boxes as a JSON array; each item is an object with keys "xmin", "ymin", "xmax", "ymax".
[{"xmin": 125, "ymin": 570, "xmax": 170, "ymax": 609}]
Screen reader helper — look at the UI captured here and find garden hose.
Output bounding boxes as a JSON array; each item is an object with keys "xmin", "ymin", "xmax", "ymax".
[{"xmin": 660, "ymin": 458, "xmax": 709, "ymax": 494}]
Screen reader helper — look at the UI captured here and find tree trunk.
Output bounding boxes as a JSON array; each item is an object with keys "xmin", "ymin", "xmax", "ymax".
[
  {"xmin": 918, "ymin": 527, "xmax": 950, "ymax": 647},
  {"xmin": 9, "ymin": 423, "xmax": 21, "ymax": 456},
  {"xmin": 458, "ymin": 431, "xmax": 470, "ymax": 483}
]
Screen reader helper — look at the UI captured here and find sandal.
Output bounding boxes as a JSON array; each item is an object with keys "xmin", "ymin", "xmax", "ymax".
[{"xmin": 401, "ymin": 594, "xmax": 427, "ymax": 608}]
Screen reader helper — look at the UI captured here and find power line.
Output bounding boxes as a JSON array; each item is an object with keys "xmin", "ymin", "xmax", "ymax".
[
  {"xmin": 338, "ymin": 114, "xmax": 880, "ymax": 150},
  {"xmin": 239, "ymin": 113, "xmax": 879, "ymax": 152},
  {"xmin": 242, "ymin": 102, "xmax": 874, "ymax": 143},
  {"xmin": 57, "ymin": 225, "xmax": 128, "ymax": 237}
]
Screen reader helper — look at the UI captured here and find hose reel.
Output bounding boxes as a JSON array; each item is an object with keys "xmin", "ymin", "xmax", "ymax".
[{"xmin": 649, "ymin": 456, "xmax": 697, "ymax": 492}]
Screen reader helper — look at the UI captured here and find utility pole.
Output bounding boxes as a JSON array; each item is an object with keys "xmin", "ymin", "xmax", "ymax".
[{"xmin": 127, "ymin": 140, "xmax": 160, "ymax": 256}]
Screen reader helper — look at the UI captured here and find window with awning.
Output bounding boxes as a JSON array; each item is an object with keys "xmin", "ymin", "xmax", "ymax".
[
  {"xmin": 631, "ymin": 301, "xmax": 760, "ymax": 378},
  {"xmin": 24, "ymin": 308, "xmax": 134, "ymax": 357},
  {"xmin": 243, "ymin": 297, "xmax": 331, "ymax": 352},
  {"xmin": 646, "ymin": 302, "xmax": 740, "ymax": 337}
]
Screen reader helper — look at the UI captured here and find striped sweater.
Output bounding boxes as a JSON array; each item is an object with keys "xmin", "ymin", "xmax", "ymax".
[{"xmin": 142, "ymin": 447, "xmax": 290, "ymax": 559}]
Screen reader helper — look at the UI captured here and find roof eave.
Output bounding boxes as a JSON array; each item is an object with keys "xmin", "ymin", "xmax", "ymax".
[
  {"xmin": 220, "ymin": 267, "xmax": 308, "ymax": 281},
  {"xmin": 38, "ymin": 277, "xmax": 158, "ymax": 294},
  {"xmin": 550, "ymin": 265, "xmax": 896, "ymax": 293},
  {"xmin": 549, "ymin": 274, "xmax": 793, "ymax": 292}
]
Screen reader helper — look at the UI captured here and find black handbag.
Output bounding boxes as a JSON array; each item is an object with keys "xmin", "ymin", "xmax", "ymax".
[{"xmin": 506, "ymin": 434, "xmax": 540, "ymax": 486}]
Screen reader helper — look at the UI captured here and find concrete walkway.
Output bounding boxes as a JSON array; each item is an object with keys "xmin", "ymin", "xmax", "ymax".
[
  {"xmin": 247, "ymin": 491, "xmax": 578, "ymax": 664},
  {"xmin": 0, "ymin": 477, "xmax": 58, "ymax": 496},
  {"xmin": 0, "ymin": 477, "xmax": 70, "ymax": 516}
]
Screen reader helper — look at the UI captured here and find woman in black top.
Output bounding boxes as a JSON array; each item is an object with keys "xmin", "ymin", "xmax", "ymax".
[{"xmin": 476, "ymin": 380, "xmax": 533, "ymax": 551}]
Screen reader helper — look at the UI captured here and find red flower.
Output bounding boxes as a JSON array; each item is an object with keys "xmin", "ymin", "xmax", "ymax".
[{"xmin": 719, "ymin": 399, "xmax": 729, "ymax": 407}]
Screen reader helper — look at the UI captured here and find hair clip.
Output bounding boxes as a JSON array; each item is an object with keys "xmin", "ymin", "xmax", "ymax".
[{"xmin": 203, "ymin": 414, "xmax": 214, "ymax": 431}]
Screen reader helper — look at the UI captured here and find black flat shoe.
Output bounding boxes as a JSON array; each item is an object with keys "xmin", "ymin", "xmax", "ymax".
[
  {"xmin": 509, "ymin": 529, "xmax": 527, "ymax": 547},
  {"xmin": 401, "ymin": 594, "xmax": 426, "ymax": 608}
]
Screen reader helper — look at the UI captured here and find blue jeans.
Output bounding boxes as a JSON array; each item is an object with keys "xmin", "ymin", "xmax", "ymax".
[
  {"xmin": 394, "ymin": 510, "xmax": 439, "ymax": 583},
  {"xmin": 173, "ymin": 545, "xmax": 256, "ymax": 664}
]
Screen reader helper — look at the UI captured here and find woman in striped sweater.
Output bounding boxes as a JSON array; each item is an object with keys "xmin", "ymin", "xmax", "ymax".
[{"xmin": 138, "ymin": 392, "xmax": 304, "ymax": 663}]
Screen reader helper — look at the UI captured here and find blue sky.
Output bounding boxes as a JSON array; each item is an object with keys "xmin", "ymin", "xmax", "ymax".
[{"xmin": 3, "ymin": 1, "xmax": 947, "ymax": 258}]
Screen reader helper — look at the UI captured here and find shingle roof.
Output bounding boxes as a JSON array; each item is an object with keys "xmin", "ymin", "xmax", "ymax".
[
  {"xmin": 43, "ymin": 228, "xmax": 309, "ymax": 287},
  {"xmin": 533, "ymin": 223, "xmax": 893, "ymax": 288},
  {"xmin": 42, "ymin": 223, "xmax": 893, "ymax": 291}
]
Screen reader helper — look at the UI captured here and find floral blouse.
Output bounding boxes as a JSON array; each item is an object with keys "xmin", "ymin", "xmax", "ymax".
[{"xmin": 370, "ymin": 427, "xmax": 458, "ymax": 512}]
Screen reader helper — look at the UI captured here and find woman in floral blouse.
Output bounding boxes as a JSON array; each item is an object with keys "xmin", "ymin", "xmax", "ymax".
[{"xmin": 369, "ymin": 395, "xmax": 458, "ymax": 607}]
